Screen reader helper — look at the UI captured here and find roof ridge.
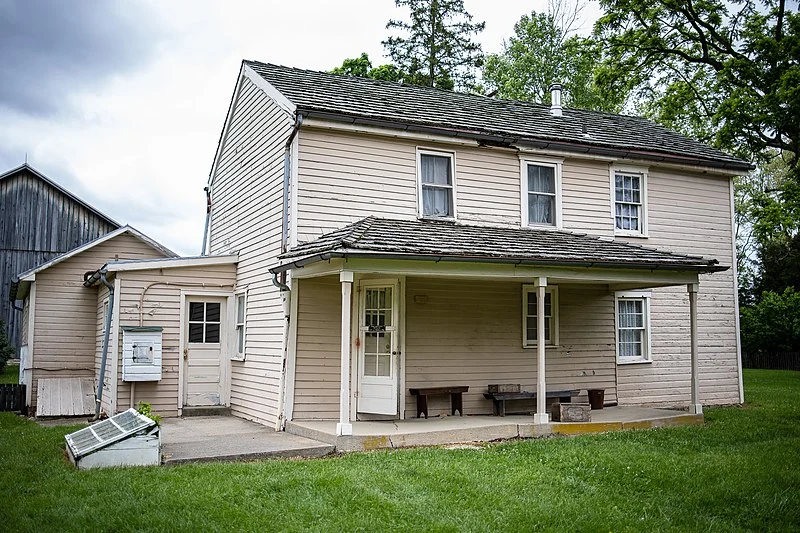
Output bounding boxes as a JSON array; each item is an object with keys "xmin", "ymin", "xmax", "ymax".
[{"xmin": 340, "ymin": 216, "xmax": 377, "ymax": 247}]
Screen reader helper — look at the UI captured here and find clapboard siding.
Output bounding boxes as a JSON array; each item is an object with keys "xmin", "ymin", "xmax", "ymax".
[
  {"xmin": 405, "ymin": 278, "xmax": 616, "ymax": 417},
  {"xmin": 28, "ymin": 233, "xmax": 169, "ymax": 412},
  {"xmin": 291, "ymin": 276, "xmax": 617, "ymax": 421},
  {"xmin": 616, "ymin": 168, "xmax": 739, "ymax": 406},
  {"xmin": 208, "ymin": 75, "xmax": 293, "ymax": 426},
  {"xmin": 292, "ymin": 276, "xmax": 342, "ymax": 420},
  {"xmin": 294, "ymin": 127, "xmax": 739, "ymax": 408},
  {"xmin": 0, "ymin": 167, "xmax": 118, "ymax": 352},
  {"xmin": 100, "ymin": 264, "xmax": 237, "ymax": 417},
  {"xmin": 296, "ymin": 129, "xmax": 625, "ymax": 242}
]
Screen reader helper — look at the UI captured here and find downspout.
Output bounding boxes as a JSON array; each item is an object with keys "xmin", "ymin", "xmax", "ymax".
[
  {"xmin": 274, "ymin": 114, "xmax": 302, "ymax": 429},
  {"xmin": 93, "ymin": 271, "xmax": 115, "ymax": 421},
  {"xmin": 201, "ymin": 186, "xmax": 212, "ymax": 256}
]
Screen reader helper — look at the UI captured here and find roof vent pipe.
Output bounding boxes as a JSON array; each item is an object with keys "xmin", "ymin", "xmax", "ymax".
[{"xmin": 550, "ymin": 84, "xmax": 563, "ymax": 117}]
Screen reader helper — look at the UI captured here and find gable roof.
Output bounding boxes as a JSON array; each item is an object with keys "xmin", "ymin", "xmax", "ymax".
[
  {"xmin": 0, "ymin": 163, "xmax": 120, "ymax": 227},
  {"xmin": 271, "ymin": 217, "xmax": 726, "ymax": 274},
  {"xmin": 13, "ymin": 225, "xmax": 176, "ymax": 284},
  {"xmin": 244, "ymin": 61, "xmax": 752, "ymax": 172}
]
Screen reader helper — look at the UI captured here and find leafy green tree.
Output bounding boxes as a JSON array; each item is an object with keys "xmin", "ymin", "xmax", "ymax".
[
  {"xmin": 383, "ymin": 0, "xmax": 485, "ymax": 90},
  {"xmin": 740, "ymin": 288, "xmax": 800, "ymax": 353},
  {"xmin": 595, "ymin": 0, "xmax": 800, "ymax": 173},
  {"xmin": 331, "ymin": 53, "xmax": 405, "ymax": 82},
  {"xmin": 483, "ymin": 8, "xmax": 628, "ymax": 111}
]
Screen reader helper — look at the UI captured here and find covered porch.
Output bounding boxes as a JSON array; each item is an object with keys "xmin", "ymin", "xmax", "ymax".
[{"xmin": 272, "ymin": 217, "xmax": 725, "ymax": 443}]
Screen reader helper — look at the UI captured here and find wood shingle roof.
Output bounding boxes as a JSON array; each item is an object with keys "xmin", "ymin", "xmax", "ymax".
[
  {"xmin": 273, "ymin": 217, "xmax": 726, "ymax": 273},
  {"xmin": 245, "ymin": 61, "xmax": 752, "ymax": 172}
]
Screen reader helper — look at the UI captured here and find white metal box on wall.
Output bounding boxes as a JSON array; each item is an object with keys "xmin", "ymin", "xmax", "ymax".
[{"xmin": 122, "ymin": 326, "xmax": 163, "ymax": 381}]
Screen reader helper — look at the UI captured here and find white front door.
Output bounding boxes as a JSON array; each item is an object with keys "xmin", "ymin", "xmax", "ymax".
[
  {"xmin": 184, "ymin": 297, "xmax": 225, "ymax": 407},
  {"xmin": 357, "ymin": 281, "xmax": 400, "ymax": 415}
]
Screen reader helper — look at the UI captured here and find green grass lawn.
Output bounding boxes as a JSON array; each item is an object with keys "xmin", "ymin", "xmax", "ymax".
[{"xmin": 1, "ymin": 369, "xmax": 798, "ymax": 532}]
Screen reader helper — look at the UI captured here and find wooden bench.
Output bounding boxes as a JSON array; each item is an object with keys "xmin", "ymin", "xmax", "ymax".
[
  {"xmin": 483, "ymin": 390, "xmax": 579, "ymax": 417},
  {"xmin": 409, "ymin": 386, "xmax": 469, "ymax": 419}
]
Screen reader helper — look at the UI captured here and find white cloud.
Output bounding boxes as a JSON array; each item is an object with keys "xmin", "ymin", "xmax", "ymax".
[{"xmin": 0, "ymin": 0, "xmax": 601, "ymax": 256}]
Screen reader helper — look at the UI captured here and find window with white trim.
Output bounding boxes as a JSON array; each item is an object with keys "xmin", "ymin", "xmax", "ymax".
[
  {"xmin": 418, "ymin": 150, "xmax": 455, "ymax": 218},
  {"xmin": 615, "ymin": 291, "xmax": 651, "ymax": 363},
  {"xmin": 523, "ymin": 161, "xmax": 561, "ymax": 227},
  {"xmin": 613, "ymin": 169, "xmax": 647, "ymax": 235},
  {"xmin": 522, "ymin": 285, "xmax": 559, "ymax": 346},
  {"xmin": 233, "ymin": 292, "xmax": 247, "ymax": 360}
]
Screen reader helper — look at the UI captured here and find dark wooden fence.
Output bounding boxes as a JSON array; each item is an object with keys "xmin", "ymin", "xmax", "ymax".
[
  {"xmin": 742, "ymin": 352, "xmax": 800, "ymax": 371},
  {"xmin": 0, "ymin": 384, "xmax": 26, "ymax": 413}
]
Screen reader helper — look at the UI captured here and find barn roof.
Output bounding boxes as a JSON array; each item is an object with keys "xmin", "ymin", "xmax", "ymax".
[{"xmin": 0, "ymin": 163, "xmax": 120, "ymax": 227}]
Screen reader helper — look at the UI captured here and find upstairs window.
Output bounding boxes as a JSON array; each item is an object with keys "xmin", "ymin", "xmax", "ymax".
[
  {"xmin": 522, "ymin": 160, "xmax": 561, "ymax": 227},
  {"xmin": 418, "ymin": 150, "xmax": 455, "ymax": 219},
  {"xmin": 613, "ymin": 168, "xmax": 647, "ymax": 236}
]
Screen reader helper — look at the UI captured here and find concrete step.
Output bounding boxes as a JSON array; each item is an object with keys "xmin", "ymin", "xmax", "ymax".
[{"xmin": 182, "ymin": 406, "xmax": 231, "ymax": 417}]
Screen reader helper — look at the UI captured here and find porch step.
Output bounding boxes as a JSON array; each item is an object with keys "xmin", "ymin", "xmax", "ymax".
[{"xmin": 182, "ymin": 406, "xmax": 231, "ymax": 417}]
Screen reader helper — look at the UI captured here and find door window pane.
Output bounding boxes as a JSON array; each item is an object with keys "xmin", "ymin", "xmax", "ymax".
[
  {"xmin": 188, "ymin": 301, "xmax": 222, "ymax": 344},
  {"xmin": 189, "ymin": 323, "xmax": 204, "ymax": 343}
]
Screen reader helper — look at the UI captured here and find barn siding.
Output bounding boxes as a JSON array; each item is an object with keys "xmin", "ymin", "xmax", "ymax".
[
  {"xmin": 0, "ymin": 167, "xmax": 118, "ymax": 352},
  {"xmin": 28, "ymin": 233, "xmax": 169, "ymax": 412},
  {"xmin": 208, "ymin": 75, "xmax": 293, "ymax": 427}
]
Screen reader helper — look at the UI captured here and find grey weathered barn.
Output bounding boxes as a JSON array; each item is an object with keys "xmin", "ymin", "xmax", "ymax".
[{"xmin": 0, "ymin": 164, "xmax": 119, "ymax": 351}]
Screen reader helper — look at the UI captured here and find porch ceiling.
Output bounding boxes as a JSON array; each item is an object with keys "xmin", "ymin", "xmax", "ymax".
[{"xmin": 271, "ymin": 217, "xmax": 725, "ymax": 287}]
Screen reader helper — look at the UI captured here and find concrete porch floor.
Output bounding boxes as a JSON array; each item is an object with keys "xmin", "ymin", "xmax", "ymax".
[
  {"xmin": 160, "ymin": 416, "xmax": 335, "ymax": 464},
  {"xmin": 286, "ymin": 406, "xmax": 704, "ymax": 451}
]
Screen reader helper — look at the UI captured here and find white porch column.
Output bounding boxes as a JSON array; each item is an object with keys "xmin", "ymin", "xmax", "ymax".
[
  {"xmin": 337, "ymin": 271, "xmax": 354, "ymax": 436},
  {"xmin": 534, "ymin": 277, "xmax": 549, "ymax": 425},
  {"xmin": 688, "ymin": 282, "xmax": 703, "ymax": 415}
]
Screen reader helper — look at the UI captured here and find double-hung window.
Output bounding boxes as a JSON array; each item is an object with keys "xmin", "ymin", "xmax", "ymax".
[
  {"xmin": 233, "ymin": 291, "xmax": 247, "ymax": 361},
  {"xmin": 616, "ymin": 291, "xmax": 651, "ymax": 363},
  {"xmin": 613, "ymin": 168, "xmax": 647, "ymax": 236},
  {"xmin": 522, "ymin": 160, "xmax": 561, "ymax": 227},
  {"xmin": 418, "ymin": 150, "xmax": 455, "ymax": 219},
  {"xmin": 522, "ymin": 285, "xmax": 559, "ymax": 347}
]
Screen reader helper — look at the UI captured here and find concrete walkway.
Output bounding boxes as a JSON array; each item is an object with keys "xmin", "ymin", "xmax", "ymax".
[{"xmin": 160, "ymin": 416, "xmax": 335, "ymax": 464}]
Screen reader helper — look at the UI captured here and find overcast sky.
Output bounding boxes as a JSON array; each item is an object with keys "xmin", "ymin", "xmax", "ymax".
[{"xmin": 0, "ymin": 0, "xmax": 601, "ymax": 255}]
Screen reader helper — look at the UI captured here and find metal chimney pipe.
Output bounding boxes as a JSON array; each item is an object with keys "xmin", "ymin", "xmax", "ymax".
[{"xmin": 550, "ymin": 84, "xmax": 563, "ymax": 116}]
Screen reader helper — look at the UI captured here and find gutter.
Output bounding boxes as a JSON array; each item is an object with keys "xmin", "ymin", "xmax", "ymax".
[
  {"xmin": 268, "ymin": 251, "xmax": 728, "ymax": 275},
  {"xmin": 272, "ymin": 113, "xmax": 303, "ymax": 293},
  {"xmin": 298, "ymin": 109, "xmax": 754, "ymax": 173}
]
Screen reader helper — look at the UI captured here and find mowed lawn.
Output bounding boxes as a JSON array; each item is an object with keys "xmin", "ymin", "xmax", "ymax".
[{"xmin": 1, "ymin": 370, "xmax": 798, "ymax": 532}]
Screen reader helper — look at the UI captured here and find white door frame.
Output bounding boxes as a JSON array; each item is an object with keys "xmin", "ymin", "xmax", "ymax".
[
  {"xmin": 178, "ymin": 289, "xmax": 234, "ymax": 413},
  {"xmin": 353, "ymin": 277, "xmax": 403, "ymax": 417}
]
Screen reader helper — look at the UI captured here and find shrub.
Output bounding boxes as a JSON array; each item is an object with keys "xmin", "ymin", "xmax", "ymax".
[
  {"xmin": 136, "ymin": 402, "xmax": 162, "ymax": 426},
  {"xmin": 0, "ymin": 320, "xmax": 15, "ymax": 374}
]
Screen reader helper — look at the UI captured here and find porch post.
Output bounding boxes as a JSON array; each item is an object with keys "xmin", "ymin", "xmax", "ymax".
[
  {"xmin": 688, "ymin": 282, "xmax": 702, "ymax": 415},
  {"xmin": 534, "ymin": 277, "xmax": 549, "ymax": 424},
  {"xmin": 337, "ymin": 271, "xmax": 354, "ymax": 436}
]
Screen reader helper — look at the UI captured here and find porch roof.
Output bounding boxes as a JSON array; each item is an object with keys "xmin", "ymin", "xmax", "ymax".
[{"xmin": 271, "ymin": 217, "xmax": 727, "ymax": 274}]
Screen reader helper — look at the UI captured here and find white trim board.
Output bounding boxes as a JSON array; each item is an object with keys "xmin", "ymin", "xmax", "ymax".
[{"xmin": 107, "ymin": 254, "xmax": 239, "ymax": 272}]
